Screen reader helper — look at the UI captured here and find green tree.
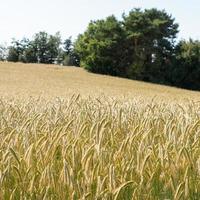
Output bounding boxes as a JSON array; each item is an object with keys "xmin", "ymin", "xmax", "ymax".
[
  {"xmin": 7, "ymin": 39, "xmax": 22, "ymax": 62},
  {"xmin": 7, "ymin": 38, "xmax": 30, "ymax": 62},
  {"xmin": 75, "ymin": 9, "xmax": 179, "ymax": 80},
  {"xmin": 7, "ymin": 47, "xmax": 19, "ymax": 62},
  {"xmin": 23, "ymin": 41, "xmax": 38, "ymax": 63},
  {"xmin": 33, "ymin": 32, "xmax": 49, "ymax": 63},
  {"xmin": 123, "ymin": 8, "xmax": 179, "ymax": 82},
  {"xmin": 74, "ymin": 15, "xmax": 129, "ymax": 76},
  {"xmin": 62, "ymin": 37, "xmax": 73, "ymax": 66},
  {"xmin": 18, "ymin": 38, "xmax": 31, "ymax": 62},
  {"xmin": 172, "ymin": 39, "xmax": 200, "ymax": 90},
  {"xmin": 62, "ymin": 37, "xmax": 80, "ymax": 66},
  {"xmin": 32, "ymin": 31, "xmax": 61, "ymax": 64},
  {"xmin": 46, "ymin": 32, "xmax": 61, "ymax": 64},
  {"xmin": 25, "ymin": 32, "xmax": 61, "ymax": 64},
  {"xmin": 63, "ymin": 37, "xmax": 72, "ymax": 55}
]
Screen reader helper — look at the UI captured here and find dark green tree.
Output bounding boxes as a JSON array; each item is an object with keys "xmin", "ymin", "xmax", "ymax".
[
  {"xmin": 7, "ymin": 39, "xmax": 22, "ymax": 62},
  {"xmin": 32, "ymin": 32, "xmax": 61, "ymax": 64},
  {"xmin": 18, "ymin": 38, "xmax": 31, "ymax": 62},
  {"xmin": 62, "ymin": 37, "xmax": 73, "ymax": 66},
  {"xmin": 7, "ymin": 46, "xmax": 19, "ymax": 62},
  {"xmin": 123, "ymin": 8, "xmax": 179, "ymax": 82},
  {"xmin": 7, "ymin": 38, "xmax": 30, "ymax": 62},
  {"xmin": 62, "ymin": 37, "xmax": 80, "ymax": 66},
  {"xmin": 63, "ymin": 37, "xmax": 72, "ymax": 55},
  {"xmin": 46, "ymin": 32, "xmax": 61, "ymax": 64},
  {"xmin": 33, "ymin": 32, "xmax": 49, "ymax": 63},
  {"xmin": 23, "ymin": 41, "xmax": 38, "ymax": 63},
  {"xmin": 172, "ymin": 39, "xmax": 200, "ymax": 90}
]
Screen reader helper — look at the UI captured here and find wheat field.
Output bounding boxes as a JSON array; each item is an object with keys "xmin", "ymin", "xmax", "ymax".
[{"xmin": 1, "ymin": 62, "xmax": 200, "ymax": 199}]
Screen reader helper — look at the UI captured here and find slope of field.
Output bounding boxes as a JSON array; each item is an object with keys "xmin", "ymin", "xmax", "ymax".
[
  {"xmin": 1, "ymin": 62, "xmax": 200, "ymax": 199},
  {"xmin": 0, "ymin": 62, "xmax": 199, "ymax": 101}
]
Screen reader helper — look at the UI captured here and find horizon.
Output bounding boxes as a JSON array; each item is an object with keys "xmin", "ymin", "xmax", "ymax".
[{"xmin": 0, "ymin": 0, "xmax": 200, "ymax": 45}]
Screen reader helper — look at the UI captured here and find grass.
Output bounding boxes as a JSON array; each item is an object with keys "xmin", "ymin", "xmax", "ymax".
[{"xmin": 0, "ymin": 62, "xmax": 200, "ymax": 199}]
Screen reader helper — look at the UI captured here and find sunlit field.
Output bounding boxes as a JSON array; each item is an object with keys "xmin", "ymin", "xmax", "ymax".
[
  {"xmin": 1, "ymin": 62, "xmax": 200, "ymax": 199},
  {"xmin": 0, "ymin": 62, "xmax": 199, "ymax": 101}
]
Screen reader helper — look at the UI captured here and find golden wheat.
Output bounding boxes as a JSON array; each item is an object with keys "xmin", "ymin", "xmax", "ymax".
[
  {"xmin": 0, "ymin": 95, "xmax": 199, "ymax": 199},
  {"xmin": 1, "ymin": 62, "xmax": 200, "ymax": 199}
]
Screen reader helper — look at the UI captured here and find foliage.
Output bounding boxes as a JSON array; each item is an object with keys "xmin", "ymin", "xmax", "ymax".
[
  {"xmin": 6, "ymin": 33, "xmax": 80, "ymax": 66},
  {"xmin": 123, "ymin": 8, "xmax": 179, "ymax": 83},
  {"xmin": 23, "ymin": 41, "xmax": 38, "ymax": 63},
  {"xmin": 0, "ymin": 44, "xmax": 8, "ymax": 61},
  {"xmin": 74, "ymin": 15, "xmax": 130, "ymax": 76},
  {"xmin": 7, "ymin": 47, "xmax": 19, "ymax": 62},
  {"xmin": 74, "ymin": 8, "xmax": 200, "ymax": 90},
  {"xmin": 7, "ymin": 32, "xmax": 62, "ymax": 64},
  {"xmin": 75, "ymin": 9, "xmax": 179, "ymax": 80},
  {"xmin": 172, "ymin": 39, "xmax": 200, "ymax": 90},
  {"xmin": 33, "ymin": 31, "xmax": 61, "ymax": 64},
  {"xmin": 7, "ymin": 39, "xmax": 25, "ymax": 62},
  {"xmin": 62, "ymin": 37, "xmax": 80, "ymax": 66}
]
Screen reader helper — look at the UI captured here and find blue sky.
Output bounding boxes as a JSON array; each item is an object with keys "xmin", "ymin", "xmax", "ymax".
[{"xmin": 0, "ymin": 0, "xmax": 199, "ymax": 44}]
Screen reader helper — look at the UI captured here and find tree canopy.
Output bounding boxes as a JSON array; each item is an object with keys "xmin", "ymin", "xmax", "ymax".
[
  {"xmin": 172, "ymin": 39, "xmax": 200, "ymax": 90},
  {"xmin": 75, "ymin": 9, "xmax": 179, "ymax": 81},
  {"xmin": 7, "ymin": 32, "xmax": 79, "ymax": 66},
  {"xmin": 74, "ymin": 15, "xmax": 129, "ymax": 76}
]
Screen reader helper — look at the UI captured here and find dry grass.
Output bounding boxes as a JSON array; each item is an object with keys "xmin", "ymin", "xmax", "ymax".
[
  {"xmin": 0, "ymin": 62, "xmax": 199, "ymax": 101},
  {"xmin": 0, "ymin": 62, "xmax": 200, "ymax": 199}
]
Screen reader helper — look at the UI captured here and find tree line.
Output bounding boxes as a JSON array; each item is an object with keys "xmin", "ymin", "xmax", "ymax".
[
  {"xmin": 0, "ymin": 32, "xmax": 80, "ymax": 66},
  {"xmin": 0, "ymin": 8, "xmax": 199, "ymax": 90},
  {"xmin": 74, "ymin": 8, "xmax": 200, "ymax": 90}
]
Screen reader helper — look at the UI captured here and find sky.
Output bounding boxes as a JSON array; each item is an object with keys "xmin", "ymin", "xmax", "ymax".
[{"xmin": 0, "ymin": 0, "xmax": 199, "ymax": 44}]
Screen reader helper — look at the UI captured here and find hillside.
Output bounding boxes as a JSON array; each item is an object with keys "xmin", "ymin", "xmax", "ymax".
[
  {"xmin": 1, "ymin": 62, "xmax": 200, "ymax": 199},
  {"xmin": 0, "ymin": 62, "xmax": 199, "ymax": 102}
]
